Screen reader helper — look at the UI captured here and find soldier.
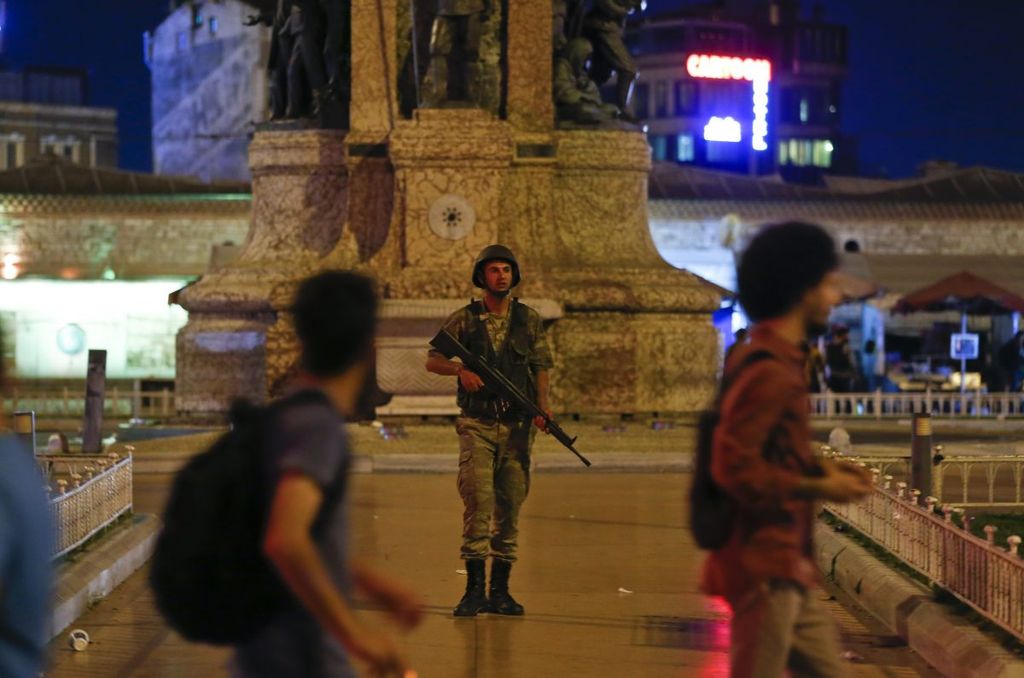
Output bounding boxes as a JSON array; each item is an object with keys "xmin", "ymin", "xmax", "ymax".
[
  {"xmin": 583, "ymin": 0, "xmax": 641, "ymax": 122},
  {"xmin": 425, "ymin": 245, "xmax": 554, "ymax": 617},
  {"xmin": 554, "ymin": 37, "xmax": 620, "ymax": 125},
  {"xmin": 424, "ymin": 0, "xmax": 493, "ymax": 107}
]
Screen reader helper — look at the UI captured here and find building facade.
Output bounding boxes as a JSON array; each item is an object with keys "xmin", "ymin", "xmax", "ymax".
[
  {"xmin": 145, "ymin": 0, "xmax": 271, "ymax": 182},
  {"xmin": 0, "ymin": 157, "xmax": 250, "ymax": 381},
  {"xmin": 0, "ymin": 68, "xmax": 118, "ymax": 171},
  {"xmin": 627, "ymin": 0, "xmax": 851, "ymax": 180}
]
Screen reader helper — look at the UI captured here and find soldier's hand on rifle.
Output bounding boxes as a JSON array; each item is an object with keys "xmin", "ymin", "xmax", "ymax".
[
  {"xmin": 458, "ymin": 367, "xmax": 485, "ymax": 392},
  {"xmin": 533, "ymin": 409, "xmax": 553, "ymax": 434}
]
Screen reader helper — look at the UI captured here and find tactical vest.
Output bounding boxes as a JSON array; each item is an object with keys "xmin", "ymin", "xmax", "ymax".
[{"xmin": 457, "ymin": 299, "xmax": 537, "ymax": 420}]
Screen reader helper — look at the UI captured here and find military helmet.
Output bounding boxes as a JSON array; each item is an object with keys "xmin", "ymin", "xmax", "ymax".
[{"xmin": 472, "ymin": 244, "xmax": 521, "ymax": 289}]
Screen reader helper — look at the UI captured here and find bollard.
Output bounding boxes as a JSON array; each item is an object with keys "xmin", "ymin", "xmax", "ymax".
[
  {"xmin": 1009, "ymin": 536, "xmax": 1022, "ymax": 557},
  {"xmin": 883, "ymin": 474, "xmax": 893, "ymax": 490},
  {"xmin": 896, "ymin": 481, "xmax": 907, "ymax": 499},
  {"xmin": 13, "ymin": 411, "xmax": 35, "ymax": 453},
  {"xmin": 910, "ymin": 488, "xmax": 922, "ymax": 506},
  {"xmin": 925, "ymin": 496, "xmax": 938, "ymax": 514},
  {"xmin": 985, "ymin": 525, "xmax": 998, "ymax": 545},
  {"xmin": 911, "ymin": 412, "xmax": 933, "ymax": 499}
]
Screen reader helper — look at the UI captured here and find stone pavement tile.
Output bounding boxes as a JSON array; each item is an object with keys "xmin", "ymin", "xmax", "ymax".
[{"xmin": 49, "ymin": 473, "xmax": 936, "ymax": 677}]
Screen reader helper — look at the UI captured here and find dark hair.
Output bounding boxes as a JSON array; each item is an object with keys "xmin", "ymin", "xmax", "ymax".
[
  {"xmin": 737, "ymin": 221, "xmax": 838, "ymax": 322},
  {"xmin": 290, "ymin": 271, "xmax": 378, "ymax": 377}
]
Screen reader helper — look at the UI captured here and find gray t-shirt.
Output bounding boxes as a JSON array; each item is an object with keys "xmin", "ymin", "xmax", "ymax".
[{"xmin": 234, "ymin": 391, "xmax": 355, "ymax": 678}]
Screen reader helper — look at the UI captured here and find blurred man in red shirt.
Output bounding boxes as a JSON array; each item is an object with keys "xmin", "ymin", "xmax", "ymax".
[{"xmin": 702, "ymin": 222, "xmax": 872, "ymax": 677}]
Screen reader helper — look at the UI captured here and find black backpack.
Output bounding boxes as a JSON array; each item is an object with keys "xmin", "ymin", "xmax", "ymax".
[
  {"xmin": 690, "ymin": 350, "xmax": 774, "ymax": 550},
  {"xmin": 150, "ymin": 390, "xmax": 330, "ymax": 645}
]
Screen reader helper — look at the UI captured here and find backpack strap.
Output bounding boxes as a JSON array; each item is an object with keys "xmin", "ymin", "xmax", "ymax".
[{"xmin": 715, "ymin": 349, "xmax": 775, "ymax": 409}]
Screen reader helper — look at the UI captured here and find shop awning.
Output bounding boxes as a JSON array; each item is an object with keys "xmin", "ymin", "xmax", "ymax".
[
  {"xmin": 895, "ymin": 270, "xmax": 1024, "ymax": 315},
  {"xmin": 860, "ymin": 254, "xmax": 1024, "ymax": 301}
]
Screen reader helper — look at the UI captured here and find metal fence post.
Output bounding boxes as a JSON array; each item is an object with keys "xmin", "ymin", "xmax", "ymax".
[{"xmin": 13, "ymin": 410, "xmax": 35, "ymax": 453}]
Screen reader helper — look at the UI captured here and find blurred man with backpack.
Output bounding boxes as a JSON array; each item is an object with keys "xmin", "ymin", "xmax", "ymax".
[
  {"xmin": 236, "ymin": 272, "xmax": 421, "ymax": 677},
  {"xmin": 697, "ymin": 222, "xmax": 872, "ymax": 677},
  {"xmin": 154, "ymin": 272, "xmax": 421, "ymax": 677}
]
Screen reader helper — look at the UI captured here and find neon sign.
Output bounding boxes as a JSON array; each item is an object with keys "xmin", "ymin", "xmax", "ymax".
[
  {"xmin": 704, "ymin": 116, "xmax": 741, "ymax": 143},
  {"xmin": 686, "ymin": 53, "xmax": 771, "ymax": 153},
  {"xmin": 686, "ymin": 54, "xmax": 771, "ymax": 82}
]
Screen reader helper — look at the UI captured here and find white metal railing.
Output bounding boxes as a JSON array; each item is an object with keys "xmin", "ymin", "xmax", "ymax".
[
  {"xmin": 810, "ymin": 390, "xmax": 1024, "ymax": 419},
  {"xmin": 824, "ymin": 474, "xmax": 1024, "ymax": 643},
  {"xmin": 42, "ymin": 452, "xmax": 134, "ymax": 559},
  {"xmin": 832, "ymin": 452, "xmax": 1024, "ymax": 508},
  {"xmin": 2, "ymin": 388, "xmax": 175, "ymax": 419}
]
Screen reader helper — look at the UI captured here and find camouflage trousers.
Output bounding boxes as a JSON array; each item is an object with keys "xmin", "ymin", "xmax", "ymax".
[{"xmin": 455, "ymin": 416, "xmax": 535, "ymax": 562}]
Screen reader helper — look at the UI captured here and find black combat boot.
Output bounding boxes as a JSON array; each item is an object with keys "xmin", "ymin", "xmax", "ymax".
[
  {"xmin": 488, "ymin": 558, "xmax": 524, "ymax": 616},
  {"xmin": 453, "ymin": 559, "xmax": 489, "ymax": 617}
]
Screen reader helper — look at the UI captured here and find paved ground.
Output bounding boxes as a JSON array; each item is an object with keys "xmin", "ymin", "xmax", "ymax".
[{"xmin": 47, "ymin": 473, "xmax": 939, "ymax": 677}]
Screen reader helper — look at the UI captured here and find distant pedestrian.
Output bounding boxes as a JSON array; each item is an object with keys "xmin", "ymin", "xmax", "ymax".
[
  {"xmin": 700, "ymin": 222, "xmax": 873, "ymax": 677},
  {"xmin": 233, "ymin": 272, "xmax": 423, "ymax": 678},
  {"xmin": 825, "ymin": 326, "xmax": 856, "ymax": 393},
  {"xmin": 998, "ymin": 331, "xmax": 1024, "ymax": 391},
  {"xmin": 804, "ymin": 340, "xmax": 826, "ymax": 393},
  {"xmin": 0, "ymin": 320, "xmax": 54, "ymax": 678},
  {"xmin": 724, "ymin": 327, "xmax": 749, "ymax": 365}
]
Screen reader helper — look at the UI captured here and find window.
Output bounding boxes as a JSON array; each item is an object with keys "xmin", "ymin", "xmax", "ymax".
[
  {"xmin": 778, "ymin": 139, "xmax": 833, "ymax": 167},
  {"xmin": 40, "ymin": 135, "xmax": 81, "ymax": 164},
  {"xmin": 780, "ymin": 86, "xmax": 834, "ymax": 125},
  {"xmin": 650, "ymin": 135, "xmax": 668, "ymax": 161},
  {"xmin": 673, "ymin": 80, "xmax": 697, "ymax": 115},
  {"xmin": 209, "ymin": 16, "xmax": 219, "ymax": 35},
  {"xmin": 676, "ymin": 134, "xmax": 694, "ymax": 162},
  {"xmin": 654, "ymin": 81, "xmax": 669, "ymax": 118},
  {"xmin": 0, "ymin": 134, "xmax": 24, "ymax": 170},
  {"xmin": 633, "ymin": 83, "xmax": 650, "ymax": 119}
]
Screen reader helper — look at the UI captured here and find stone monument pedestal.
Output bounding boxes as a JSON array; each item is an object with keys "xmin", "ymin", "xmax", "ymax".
[
  {"xmin": 174, "ymin": 0, "xmax": 720, "ymax": 419},
  {"xmin": 175, "ymin": 130, "xmax": 347, "ymax": 415}
]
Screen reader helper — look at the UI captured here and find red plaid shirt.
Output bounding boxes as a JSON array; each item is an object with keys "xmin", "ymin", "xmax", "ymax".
[{"xmin": 700, "ymin": 325, "xmax": 824, "ymax": 603}]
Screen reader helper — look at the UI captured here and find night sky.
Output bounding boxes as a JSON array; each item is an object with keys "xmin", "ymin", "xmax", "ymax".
[{"xmin": 3, "ymin": 0, "xmax": 1023, "ymax": 178}]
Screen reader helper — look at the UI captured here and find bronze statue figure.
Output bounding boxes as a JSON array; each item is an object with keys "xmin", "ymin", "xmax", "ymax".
[
  {"xmin": 248, "ymin": 0, "xmax": 350, "ymax": 128},
  {"xmin": 422, "ymin": 0, "xmax": 493, "ymax": 107},
  {"xmin": 582, "ymin": 0, "xmax": 640, "ymax": 123},
  {"xmin": 553, "ymin": 38, "xmax": 620, "ymax": 126}
]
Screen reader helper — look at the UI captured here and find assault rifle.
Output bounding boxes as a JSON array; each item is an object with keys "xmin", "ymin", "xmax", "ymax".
[{"xmin": 430, "ymin": 329, "xmax": 591, "ymax": 467}]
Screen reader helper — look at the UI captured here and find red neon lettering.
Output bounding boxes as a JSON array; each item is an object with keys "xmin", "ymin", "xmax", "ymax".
[{"xmin": 686, "ymin": 53, "xmax": 772, "ymax": 82}]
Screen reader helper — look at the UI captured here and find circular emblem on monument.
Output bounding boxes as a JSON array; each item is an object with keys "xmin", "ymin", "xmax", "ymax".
[{"xmin": 428, "ymin": 194, "xmax": 476, "ymax": 241}]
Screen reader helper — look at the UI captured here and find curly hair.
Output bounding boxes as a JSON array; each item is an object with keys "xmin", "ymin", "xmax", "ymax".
[{"xmin": 737, "ymin": 222, "xmax": 838, "ymax": 322}]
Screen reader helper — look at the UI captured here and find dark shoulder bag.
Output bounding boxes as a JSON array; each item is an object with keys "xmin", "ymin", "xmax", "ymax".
[{"xmin": 690, "ymin": 350, "xmax": 774, "ymax": 550}]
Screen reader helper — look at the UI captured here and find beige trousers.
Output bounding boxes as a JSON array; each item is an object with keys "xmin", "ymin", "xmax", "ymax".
[{"xmin": 729, "ymin": 580, "xmax": 847, "ymax": 678}]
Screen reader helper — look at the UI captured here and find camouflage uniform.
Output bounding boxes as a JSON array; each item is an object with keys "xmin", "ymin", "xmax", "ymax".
[{"xmin": 429, "ymin": 300, "xmax": 553, "ymax": 562}]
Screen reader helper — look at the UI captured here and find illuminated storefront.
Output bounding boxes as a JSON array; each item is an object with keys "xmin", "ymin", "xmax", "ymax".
[
  {"xmin": 0, "ymin": 156, "xmax": 251, "ymax": 382},
  {"xmin": 0, "ymin": 280, "xmax": 189, "ymax": 379}
]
